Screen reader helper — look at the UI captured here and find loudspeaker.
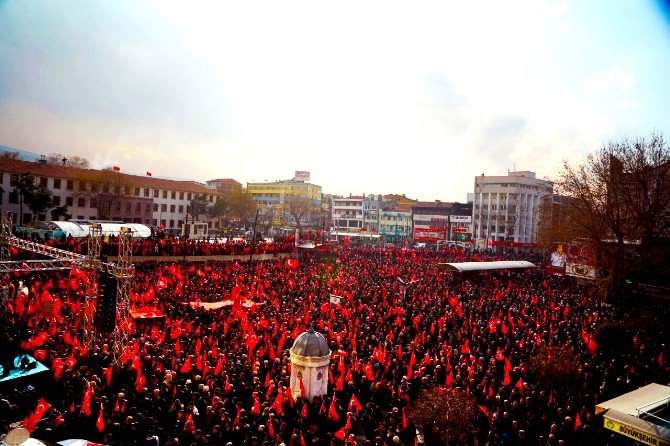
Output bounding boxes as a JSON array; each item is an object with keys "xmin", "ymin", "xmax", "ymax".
[{"xmin": 95, "ymin": 274, "xmax": 118, "ymax": 333}]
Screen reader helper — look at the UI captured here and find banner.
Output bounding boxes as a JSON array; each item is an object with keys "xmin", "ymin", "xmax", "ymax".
[
  {"xmin": 329, "ymin": 294, "xmax": 342, "ymax": 305},
  {"xmin": 294, "ymin": 171, "xmax": 310, "ymax": 181}
]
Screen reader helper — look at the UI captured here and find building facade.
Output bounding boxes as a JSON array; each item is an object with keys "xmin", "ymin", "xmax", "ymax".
[
  {"xmin": 246, "ymin": 179, "xmax": 322, "ymax": 208},
  {"xmin": 379, "ymin": 211, "xmax": 412, "ymax": 241},
  {"xmin": 472, "ymin": 171, "xmax": 552, "ymax": 247},
  {"xmin": 0, "ymin": 158, "xmax": 222, "ymax": 231},
  {"xmin": 331, "ymin": 194, "xmax": 383, "ymax": 233},
  {"xmin": 205, "ymin": 178, "xmax": 242, "ymax": 195},
  {"xmin": 412, "ymin": 201, "xmax": 472, "ymax": 243}
]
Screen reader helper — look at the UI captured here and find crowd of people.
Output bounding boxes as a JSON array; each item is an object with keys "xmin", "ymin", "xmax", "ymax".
[
  {"xmin": 1, "ymin": 245, "xmax": 668, "ymax": 445},
  {"xmin": 12, "ymin": 232, "xmax": 296, "ymax": 257}
]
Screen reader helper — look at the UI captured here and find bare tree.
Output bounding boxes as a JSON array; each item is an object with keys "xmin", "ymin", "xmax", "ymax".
[
  {"xmin": 557, "ymin": 133, "xmax": 670, "ymax": 301},
  {"xmin": 284, "ymin": 195, "xmax": 314, "ymax": 230},
  {"xmin": 408, "ymin": 386, "xmax": 477, "ymax": 445},
  {"xmin": 0, "ymin": 151, "xmax": 21, "ymax": 160},
  {"xmin": 75, "ymin": 169, "xmax": 135, "ymax": 220},
  {"xmin": 46, "ymin": 153, "xmax": 91, "ymax": 169}
]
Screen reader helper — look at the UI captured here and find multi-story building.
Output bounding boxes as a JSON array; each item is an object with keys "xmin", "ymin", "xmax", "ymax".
[
  {"xmin": 412, "ymin": 201, "xmax": 472, "ymax": 243},
  {"xmin": 206, "ymin": 178, "xmax": 242, "ymax": 195},
  {"xmin": 0, "ymin": 157, "xmax": 222, "ymax": 231},
  {"xmin": 246, "ymin": 179, "xmax": 322, "ymax": 208},
  {"xmin": 472, "ymin": 171, "xmax": 552, "ymax": 247},
  {"xmin": 332, "ymin": 196, "xmax": 365, "ymax": 231},
  {"xmin": 381, "ymin": 194, "xmax": 419, "ymax": 212},
  {"xmin": 379, "ymin": 210, "xmax": 412, "ymax": 242},
  {"xmin": 331, "ymin": 194, "xmax": 381, "ymax": 232}
]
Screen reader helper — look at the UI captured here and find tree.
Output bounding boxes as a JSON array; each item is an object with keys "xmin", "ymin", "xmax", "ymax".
[
  {"xmin": 0, "ymin": 151, "xmax": 21, "ymax": 160},
  {"xmin": 10, "ymin": 172, "xmax": 71, "ymax": 223},
  {"xmin": 528, "ymin": 345, "xmax": 577, "ymax": 389},
  {"xmin": 284, "ymin": 195, "xmax": 315, "ymax": 230},
  {"xmin": 26, "ymin": 186, "xmax": 55, "ymax": 221},
  {"xmin": 408, "ymin": 386, "xmax": 477, "ymax": 445},
  {"xmin": 556, "ymin": 133, "xmax": 670, "ymax": 302},
  {"xmin": 226, "ymin": 188, "xmax": 257, "ymax": 227},
  {"xmin": 75, "ymin": 169, "xmax": 135, "ymax": 220},
  {"xmin": 10, "ymin": 172, "xmax": 36, "ymax": 224},
  {"xmin": 189, "ymin": 194, "xmax": 210, "ymax": 221},
  {"xmin": 46, "ymin": 153, "xmax": 90, "ymax": 169},
  {"xmin": 209, "ymin": 197, "xmax": 229, "ymax": 232}
]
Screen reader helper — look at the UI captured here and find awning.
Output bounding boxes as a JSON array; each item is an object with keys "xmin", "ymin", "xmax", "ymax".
[
  {"xmin": 602, "ymin": 409, "xmax": 670, "ymax": 446},
  {"xmin": 596, "ymin": 383, "xmax": 670, "ymax": 416},
  {"xmin": 436, "ymin": 260, "xmax": 536, "ymax": 273}
]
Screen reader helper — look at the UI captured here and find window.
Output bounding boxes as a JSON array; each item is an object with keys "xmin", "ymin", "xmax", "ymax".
[
  {"xmin": 90, "ymin": 198, "xmax": 97, "ymax": 208},
  {"xmin": 145, "ymin": 203, "xmax": 151, "ymax": 212},
  {"xmin": 161, "ymin": 204, "xmax": 167, "ymax": 212},
  {"xmin": 135, "ymin": 202, "xmax": 141, "ymax": 212},
  {"xmin": 187, "ymin": 193, "xmax": 192, "ymax": 200},
  {"xmin": 66, "ymin": 197, "xmax": 73, "ymax": 206},
  {"xmin": 171, "ymin": 191, "xmax": 176, "ymax": 199},
  {"xmin": 114, "ymin": 186, "xmax": 121, "ymax": 195},
  {"xmin": 170, "ymin": 205, "xmax": 176, "ymax": 212},
  {"xmin": 178, "ymin": 205, "xmax": 184, "ymax": 213},
  {"xmin": 9, "ymin": 192, "xmax": 18, "ymax": 204},
  {"xmin": 169, "ymin": 219, "xmax": 175, "ymax": 228},
  {"xmin": 152, "ymin": 219, "xmax": 158, "ymax": 226},
  {"xmin": 116, "ymin": 201, "xmax": 121, "ymax": 211},
  {"xmin": 124, "ymin": 186, "xmax": 131, "ymax": 195},
  {"xmin": 78, "ymin": 197, "xmax": 86, "ymax": 207},
  {"xmin": 66, "ymin": 180, "xmax": 74, "ymax": 190},
  {"xmin": 162, "ymin": 190, "xmax": 167, "ymax": 199},
  {"xmin": 153, "ymin": 189, "xmax": 159, "ymax": 198},
  {"xmin": 179, "ymin": 192, "xmax": 184, "ymax": 200},
  {"xmin": 40, "ymin": 177, "xmax": 48, "ymax": 187},
  {"xmin": 144, "ymin": 188, "xmax": 150, "ymax": 197},
  {"xmin": 78, "ymin": 181, "xmax": 87, "ymax": 191},
  {"xmin": 134, "ymin": 187, "xmax": 140, "ymax": 196},
  {"xmin": 153, "ymin": 204, "xmax": 159, "ymax": 212},
  {"xmin": 53, "ymin": 196, "xmax": 61, "ymax": 206},
  {"xmin": 178, "ymin": 219, "xmax": 183, "ymax": 227},
  {"xmin": 160, "ymin": 219, "xmax": 166, "ymax": 228},
  {"xmin": 126, "ymin": 202, "xmax": 131, "ymax": 212}
]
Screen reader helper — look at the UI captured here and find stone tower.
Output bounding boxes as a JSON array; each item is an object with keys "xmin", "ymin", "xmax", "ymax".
[{"xmin": 289, "ymin": 327, "xmax": 331, "ymax": 401}]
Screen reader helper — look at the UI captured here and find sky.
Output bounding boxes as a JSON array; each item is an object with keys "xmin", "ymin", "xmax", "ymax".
[{"xmin": 0, "ymin": 0, "xmax": 669, "ymax": 202}]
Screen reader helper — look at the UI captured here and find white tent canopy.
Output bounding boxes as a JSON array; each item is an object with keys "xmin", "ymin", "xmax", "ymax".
[
  {"xmin": 436, "ymin": 260, "xmax": 536, "ymax": 273},
  {"xmin": 48, "ymin": 221, "xmax": 152, "ymax": 238}
]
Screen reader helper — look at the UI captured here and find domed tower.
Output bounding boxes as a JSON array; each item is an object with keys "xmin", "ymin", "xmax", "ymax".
[{"xmin": 289, "ymin": 327, "xmax": 331, "ymax": 400}]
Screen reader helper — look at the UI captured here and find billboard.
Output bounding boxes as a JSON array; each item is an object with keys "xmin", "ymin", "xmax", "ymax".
[
  {"xmin": 294, "ymin": 171, "xmax": 310, "ymax": 181},
  {"xmin": 565, "ymin": 243, "xmax": 598, "ymax": 279},
  {"xmin": 450, "ymin": 215, "xmax": 472, "ymax": 223},
  {"xmin": 414, "ymin": 227, "xmax": 446, "ymax": 242}
]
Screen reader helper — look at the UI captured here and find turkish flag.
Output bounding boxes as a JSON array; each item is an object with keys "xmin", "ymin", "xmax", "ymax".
[
  {"xmin": 113, "ymin": 166, "xmax": 120, "ymax": 171},
  {"xmin": 96, "ymin": 403, "xmax": 106, "ymax": 432},
  {"xmin": 285, "ymin": 258, "xmax": 299, "ymax": 269}
]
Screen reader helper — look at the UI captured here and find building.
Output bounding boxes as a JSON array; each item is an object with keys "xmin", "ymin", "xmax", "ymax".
[
  {"xmin": 472, "ymin": 171, "xmax": 552, "ymax": 247},
  {"xmin": 332, "ymin": 194, "xmax": 383, "ymax": 233},
  {"xmin": 381, "ymin": 194, "xmax": 419, "ymax": 212},
  {"xmin": 246, "ymin": 179, "xmax": 322, "ymax": 209},
  {"xmin": 412, "ymin": 201, "xmax": 472, "ymax": 243},
  {"xmin": 379, "ymin": 210, "xmax": 412, "ymax": 242},
  {"xmin": 0, "ymin": 157, "xmax": 222, "ymax": 232},
  {"xmin": 205, "ymin": 178, "xmax": 242, "ymax": 195}
]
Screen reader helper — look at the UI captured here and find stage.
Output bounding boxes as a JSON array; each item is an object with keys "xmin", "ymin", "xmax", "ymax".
[{"xmin": 0, "ymin": 354, "xmax": 49, "ymax": 385}]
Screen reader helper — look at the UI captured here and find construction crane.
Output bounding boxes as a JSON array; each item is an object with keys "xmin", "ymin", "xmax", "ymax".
[{"xmin": 0, "ymin": 212, "xmax": 134, "ymax": 353}]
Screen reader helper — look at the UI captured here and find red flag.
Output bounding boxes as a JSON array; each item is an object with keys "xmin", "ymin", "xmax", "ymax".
[
  {"xmin": 515, "ymin": 377, "xmax": 524, "ymax": 395},
  {"xmin": 328, "ymin": 397, "xmax": 340, "ymax": 422},
  {"xmin": 180, "ymin": 356, "xmax": 192, "ymax": 374},
  {"xmin": 478, "ymin": 405, "xmax": 492, "ymax": 421},
  {"xmin": 402, "ymin": 408, "xmax": 409, "ymax": 429},
  {"xmin": 272, "ymin": 392, "xmax": 284, "ymax": 415},
  {"xmin": 82, "ymin": 385, "xmax": 94, "ymax": 416},
  {"xmin": 23, "ymin": 398, "xmax": 51, "ymax": 433},
  {"xmin": 96, "ymin": 403, "xmax": 106, "ymax": 432},
  {"xmin": 146, "ymin": 172, "xmax": 152, "ymax": 177},
  {"xmin": 299, "ymin": 376, "xmax": 306, "ymax": 398},
  {"xmin": 574, "ymin": 412, "xmax": 582, "ymax": 431},
  {"xmin": 285, "ymin": 258, "xmax": 299, "ymax": 269},
  {"xmin": 113, "ymin": 166, "xmax": 120, "ymax": 171},
  {"xmin": 301, "ymin": 402, "xmax": 309, "ymax": 418},
  {"xmin": 105, "ymin": 366, "xmax": 113, "ymax": 387},
  {"xmin": 334, "ymin": 426, "xmax": 347, "ymax": 441},
  {"xmin": 349, "ymin": 394, "xmax": 363, "ymax": 412},
  {"xmin": 336, "ymin": 369, "xmax": 345, "ymax": 391},
  {"xmin": 299, "ymin": 432, "xmax": 307, "ymax": 446},
  {"xmin": 445, "ymin": 370, "xmax": 453, "ymax": 388},
  {"xmin": 251, "ymin": 394, "xmax": 261, "ymax": 415}
]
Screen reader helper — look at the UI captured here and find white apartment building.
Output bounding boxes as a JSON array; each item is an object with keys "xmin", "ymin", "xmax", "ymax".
[
  {"xmin": 472, "ymin": 171, "xmax": 552, "ymax": 247},
  {"xmin": 379, "ymin": 211, "xmax": 412, "ymax": 240},
  {"xmin": 332, "ymin": 195, "xmax": 382, "ymax": 232}
]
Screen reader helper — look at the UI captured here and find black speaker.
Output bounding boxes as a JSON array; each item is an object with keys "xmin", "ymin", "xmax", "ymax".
[{"xmin": 95, "ymin": 274, "xmax": 118, "ymax": 333}]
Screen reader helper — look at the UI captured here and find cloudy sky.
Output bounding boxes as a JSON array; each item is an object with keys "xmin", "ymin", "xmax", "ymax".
[{"xmin": 1, "ymin": 1, "xmax": 669, "ymax": 201}]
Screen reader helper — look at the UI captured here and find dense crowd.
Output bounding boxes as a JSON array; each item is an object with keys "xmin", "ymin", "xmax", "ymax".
[
  {"xmin": 12, "ymin": 233, "xmax": 295, "ymax": 257},
  {"xmin": 1, "ymin": 245, "xmax": 668, "ymax": 445}
]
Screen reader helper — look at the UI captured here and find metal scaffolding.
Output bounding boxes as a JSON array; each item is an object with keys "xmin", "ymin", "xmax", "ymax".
[
  {"xmin": 112, "ymin": 226, "xmax": 135, "ymax": 357},
  {"xmin": 1, "ymin": 213, "xmax": 135, "ymax": 353}
]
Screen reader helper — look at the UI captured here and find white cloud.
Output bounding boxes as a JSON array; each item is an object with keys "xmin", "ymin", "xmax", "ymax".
[{"xmin": 585, "ymin": 66, "xmax": 635, "ymax": 91}]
